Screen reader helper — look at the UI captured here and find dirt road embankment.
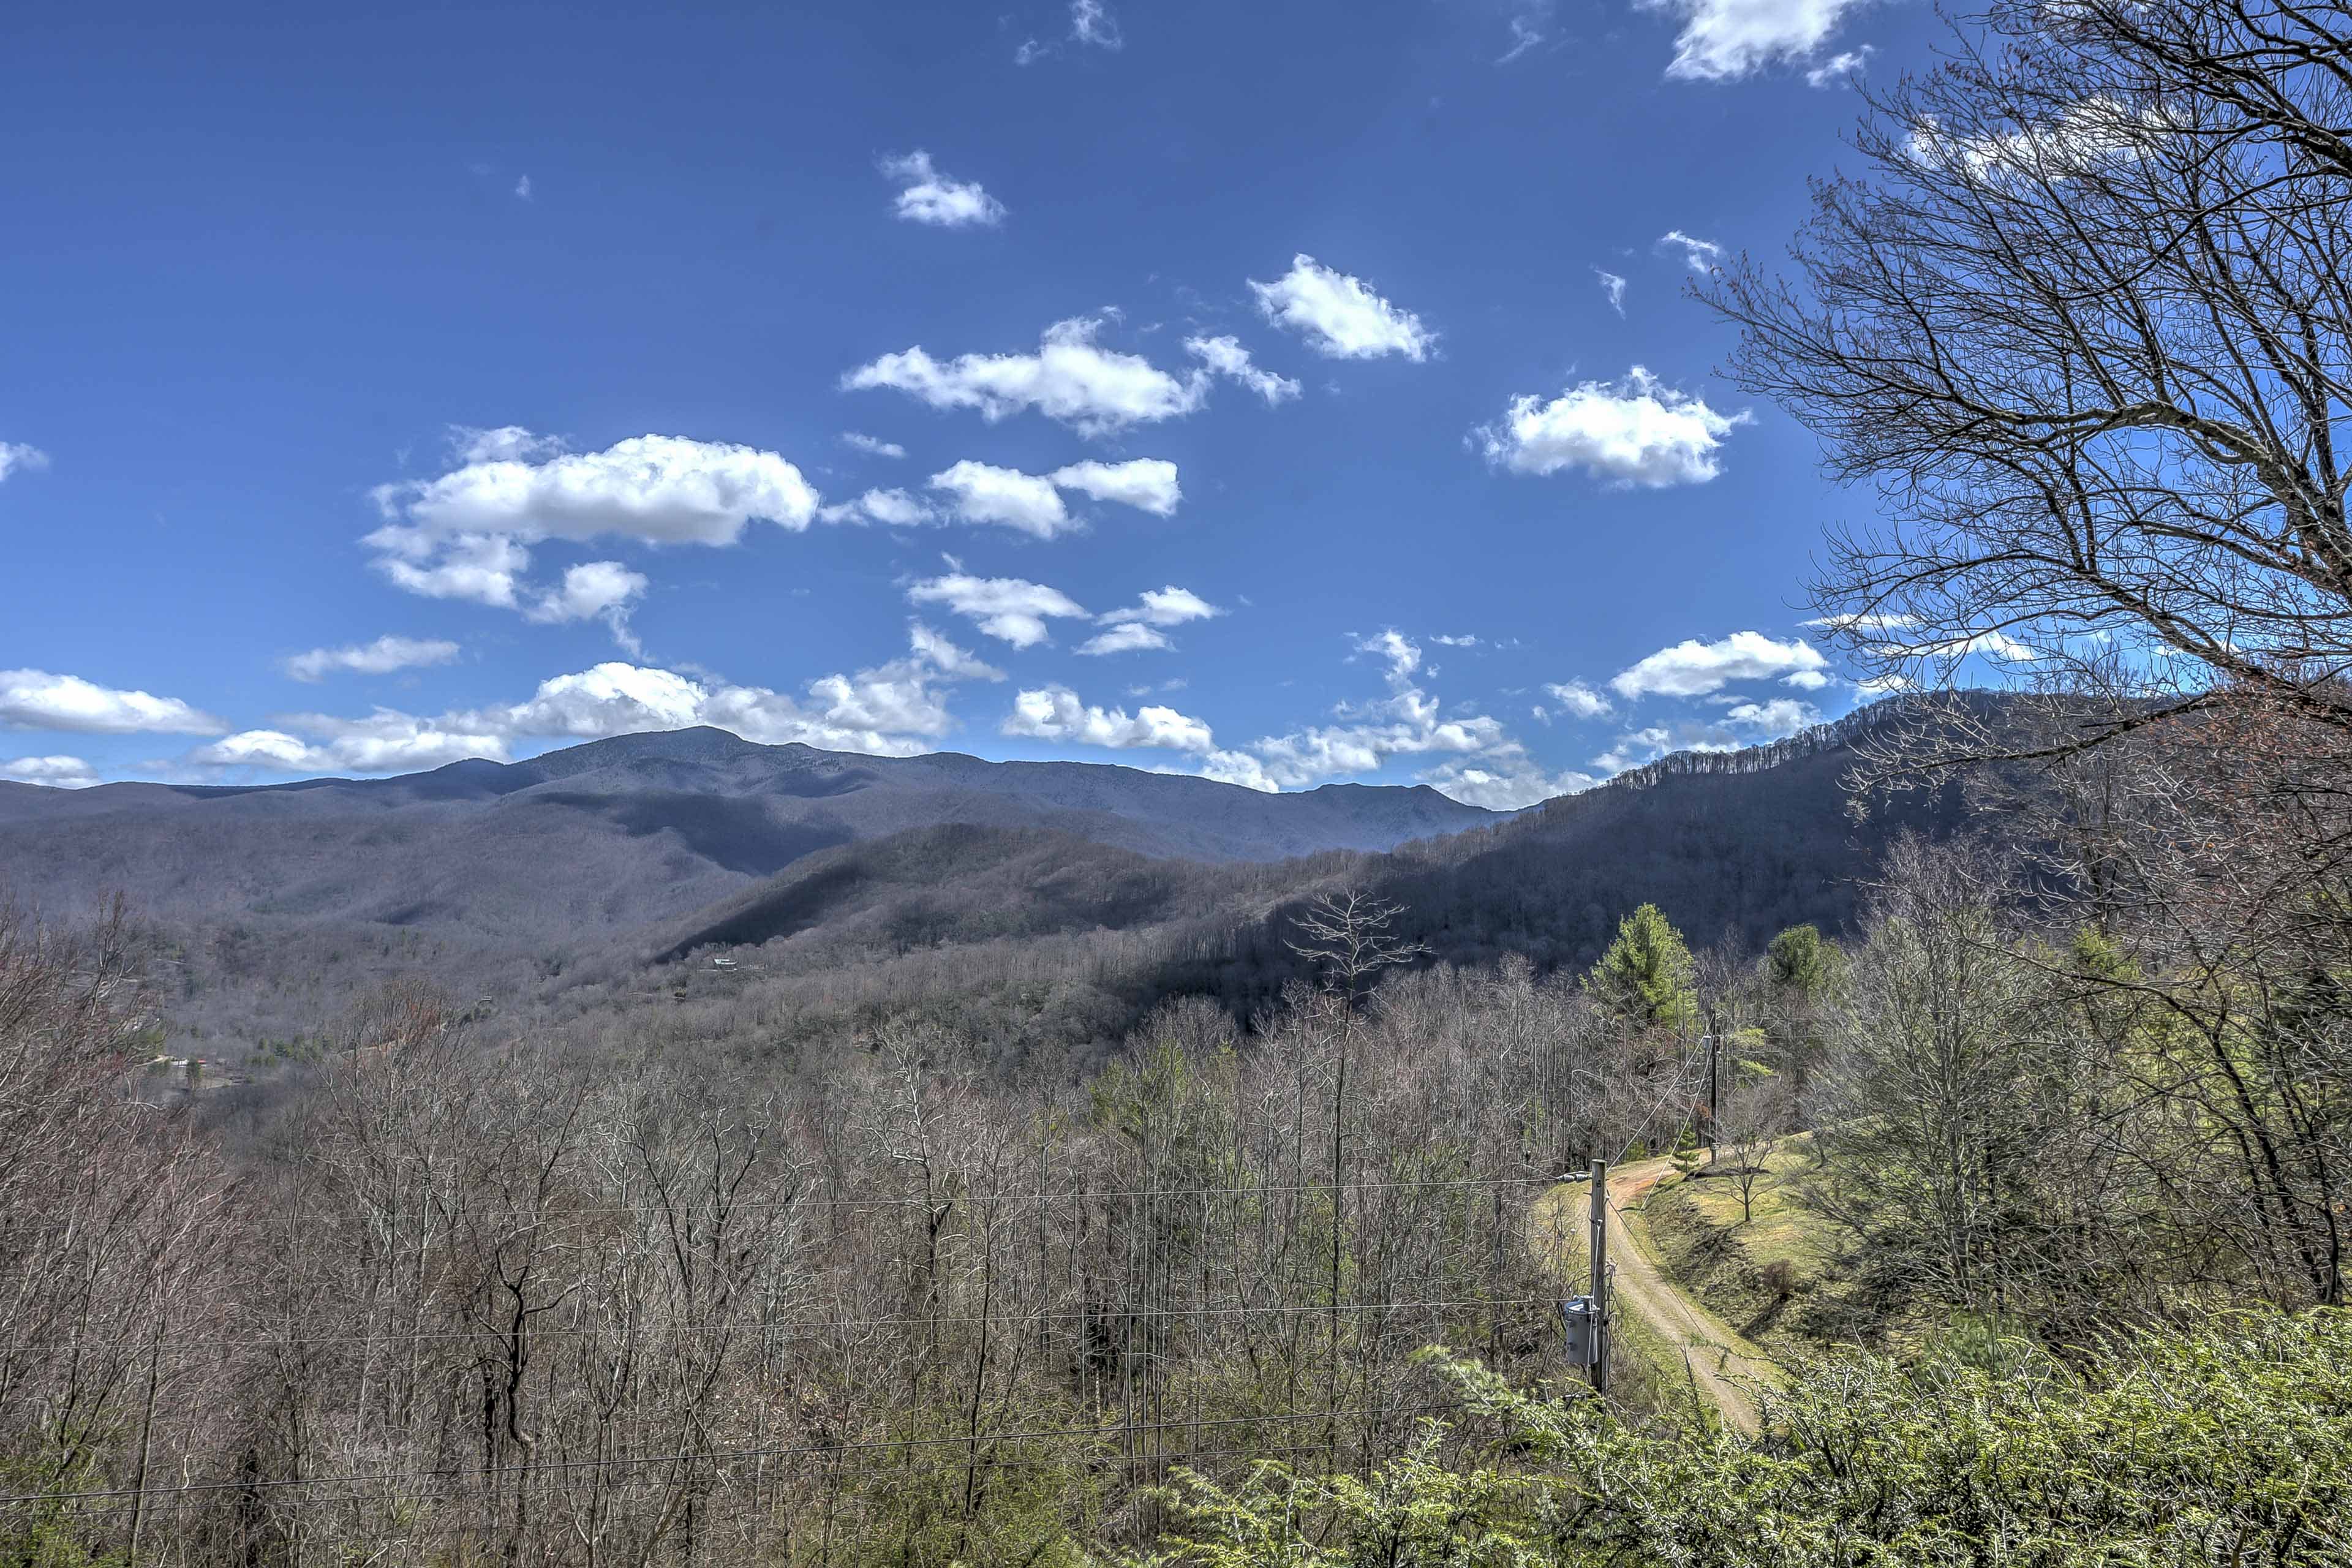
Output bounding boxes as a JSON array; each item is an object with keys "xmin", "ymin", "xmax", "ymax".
[{"xmin": 1531, "ymin": 1156, "xmax": 1780, "ymax": 1435}]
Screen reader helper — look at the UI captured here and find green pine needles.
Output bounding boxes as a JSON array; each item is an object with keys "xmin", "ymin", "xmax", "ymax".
[
  {"xmin": 1585, "ymin": 903, "xmax": 1698, "ymax": 1032},
  {"xmin": 1126, "ymin": 1310, "xmax": 2352, "ymax": 1568}
]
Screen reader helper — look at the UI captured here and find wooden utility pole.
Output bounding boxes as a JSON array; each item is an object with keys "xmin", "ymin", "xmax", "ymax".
[
  {"xmin": 126, "ymin": 1313, "xmax": 164, "ymax": 1568},
  {"xmin": 1588, "ymin": 1159, "xmax": 1609, "ymax": 1396},
  {"xmin": 1703, "ymin": 1033, "xmax": 1719, "ymax": 1155}
]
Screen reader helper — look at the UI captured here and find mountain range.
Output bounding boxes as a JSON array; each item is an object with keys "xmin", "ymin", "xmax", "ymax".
[
  {"xmin": 0, "ymin": 702, "xmax": 1967, "ymax": 1050},
  {"xmin": 0, "ymin": 728, "xmax": 1497, "ymax": 944}
]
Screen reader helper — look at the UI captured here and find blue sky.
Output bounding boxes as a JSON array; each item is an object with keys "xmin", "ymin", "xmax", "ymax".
[{"xmin": 1, "ymin": 0, "xmax": 1958, "ymax": 807}]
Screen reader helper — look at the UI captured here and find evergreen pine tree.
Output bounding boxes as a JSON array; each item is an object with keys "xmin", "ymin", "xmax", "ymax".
[{"xmin": 1585, "ymin": 903, "xmax": 1697, "ymax": 1030}]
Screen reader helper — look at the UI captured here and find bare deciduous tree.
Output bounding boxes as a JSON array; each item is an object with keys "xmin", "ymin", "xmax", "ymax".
[
  {"xmin": 1712, "ymin": 0, "xmax": 2352, "ymax": 734},
  {"xmin": 1713, "ymin": 1076, "xmax": 1793, "ymax": 1226},
  {"xmin": 0, "ymin": 899, "xmax": 234, "ymax": 1558}
]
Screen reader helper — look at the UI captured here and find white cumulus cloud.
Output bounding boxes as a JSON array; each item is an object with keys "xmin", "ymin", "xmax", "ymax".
[
  {"xmin": 1250, "ymin": 255, "xmax": 1436, "ymax": 362},
  {"xmin": 447, "ymin": 426, "xmax": 566, "ymax": 464},
  {"xmin": 1101, "ymin": 586, "xmax": 1221, "ymax": 627},
  {"xmin": 1238, "ymin": 688, "xmax": 1509, "ymax": 790},
  {"xmin": 880, "ymin": 150, "xmax": 1007, "ymax": 228},
  {"xmin": 1005, "ymin": 686, "xmax": 1213, "ymax": 752},
  {"xmin": 191, "ymin": 718, "xmax": 502, "ymax": 775},
  {"xmin": 372, "ymin": 431, "xmax": 818, "ymax": 551},
  {"xmin": 1910, "ymin": 98, "xmax": 2171, "ymax": 186},
  {"xmin": 1355, "ymin": 629, "xmax": 1424, "ymax": 683},
  {"xmin": 843, "ymin": 314, "xmax": 1208, "ymax": 437},
  {"xmin": 1898, "ymin": 630, "xmax": 2043, "ymax": 663},
  {"xmin": 1591, "ymin": 721, "xmax": 1741, "ymax": 774},
  {"xmin": 1048, "ymin": 458, "xmax": 1182, "ymax": 516},
  {"xmin": 0, "ymin": 755, "xmax": 100, "ymax": 789},
  {"xmin": 842, "ymin": 432, "xmax": 907, "ymax": 459},
  {"xmin": 1079, "ymin": 586, "xmax": 1222, "ymax": 655},
  {"xmin": 1076, "ymin": 623, "xmax": 1172, "ymax": 656},
  {"xmin": 190, "ymin": 730, "xmax": 330, "ymax": 771},
  {"xmin": 1587, "ymin": 697, "xmax": 1822, "ymax": 775},
  {"xmin": 1184, "ymin": 335, "xmax": 1302, "ymax": 404},
  {"xmin": 864, "ymin": 458, "xmax": 1181, "ymax": 537},
  {"xmin": 1642, "ymin": 0, "xmax": 1872, "ymax": 81},
  {"xmin": 1809, "ymin": 612, "xmax": 2038, "ymax": 666},
  {"xmin": 906, "ymin": 573, "xmax": 1092, "ymax": 649},
  {"xmin": 524, "ymin": 562, "xmax": 649, "ymax": 643},
  {"xmin": 0, "ymin": 442, "xmax": 51, "ymax": 483},
  {"xmin": 1806, "ymin": 46, "xmax": 1871, "ymax": 87},
  {"xmin": 1, "ymin": 670, "xmax": 226, "ymax": 734},
  {"xmin": 1198, "ymin": 751, "xmax": 1278, "ymax": 791},
  {"xmin": 194, "ymin": 627, "xmax": 1000, "ymax": 778},
  {"xmin": 818, "ymin": 487, "xmax": 938, "ymax": 527},
  {"xmin": 1474, "ymin": 367, "xmax": 1746, "ymax": 487},
  {"xmin": 1721, "ymin": 697, "xmax": 1823, "ymax": 734},
  {"xmin": 364, "ymin": 431, "xmax": 820, "ymax": 642},
  {"xmin": 1419, "ymin": 749, "xmax": 1594, "ymax": 810},
  {"xmin": 497, "ymin": 633, "xmax": 987, "ymax": 755},
  {"xmin": 1544, "ymin": 680, "xmax": 1615, "ymax": 718},
  {"xmin": 927, "ymin": 461, "xmax": 1075, "ymax": 538},
  {"xmin": 1610, "ymin": 631, "xmax": 1828, "ymax": 698},
  {"xmin": 284, "ymin": 635, "xmax": 462, "ymax": 683},
  {"xmin": 1199, "ymin": 633, "xmax": 1532, "ymax": 798},
  {"xmin": 909, "ymin": 622, "xmax": 1006, "ymax": 682},
  {"xmin": 369, "ymin": 532, "xmax": 532, "ymax": 610}
]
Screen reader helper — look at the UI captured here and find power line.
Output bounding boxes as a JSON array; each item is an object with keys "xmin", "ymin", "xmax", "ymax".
[
  {"xmin": 74, "ymin": 1293, "xmax": 1553, "ymax": 1353},
  {"xmin": 0, "ymin": 1402, "xmax": 1483, "ymax": 1508},
  {"xmin": 237, "ymin": 1170, "xmax": 1556, "ymax": 1225},
  {"xmin": 18, "ymin": 1423, "xmax": 1509, "ymax": 1556},
  {"xmin": 14, "ymin": 1422, "xmax": 1476, "ymax": 1515}
]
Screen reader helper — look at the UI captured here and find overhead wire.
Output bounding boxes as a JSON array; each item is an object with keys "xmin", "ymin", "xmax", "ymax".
[
  {"xmin": 46, "ymin": 1291, "xmax": 1555, "ymax": 1354},
  {"xmin": 0, "ymin": 1401, "xmax": 1492, "ymax": 1508},
  {"xmin": 232, "ymin": 1169, "xmax": 1566, "ymax": 1226}
]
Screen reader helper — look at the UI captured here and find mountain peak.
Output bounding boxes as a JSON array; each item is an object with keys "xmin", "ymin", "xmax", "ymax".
[{"xmin": 525, "ymin": 725, "xmax": 783, "ymax": 775}]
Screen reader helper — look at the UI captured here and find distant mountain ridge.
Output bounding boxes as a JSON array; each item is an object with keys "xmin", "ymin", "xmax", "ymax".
[
  {"xmin": 0, "ymin": 729, "xmax": 1501, "ymax": 943},
  {"xmin": 0, "ymin": 701, "xmax": 1989, "ymax": 1053}
]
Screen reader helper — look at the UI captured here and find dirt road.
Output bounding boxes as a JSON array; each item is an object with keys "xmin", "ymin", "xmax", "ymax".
[{"xmin": 1533, "ymin": 1156, "xmax": 1777, "ymax": 1435}]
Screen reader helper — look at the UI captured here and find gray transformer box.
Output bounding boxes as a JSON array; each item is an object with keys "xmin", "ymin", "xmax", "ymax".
[{"xmin": 1560, "ymin": 1295, "xmax": 1599, "ymax": 1367}]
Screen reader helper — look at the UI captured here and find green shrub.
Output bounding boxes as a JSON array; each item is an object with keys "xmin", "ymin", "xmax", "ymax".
[{"xmin": 1122, "ymin": 1310, "xmax": 2352, "ymax": 1567}]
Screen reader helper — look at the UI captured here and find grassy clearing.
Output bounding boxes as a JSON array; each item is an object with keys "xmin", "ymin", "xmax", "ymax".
[{"xmin": 1638, "ymin": 1140, "xmax": 1902, "ymax": 1357}]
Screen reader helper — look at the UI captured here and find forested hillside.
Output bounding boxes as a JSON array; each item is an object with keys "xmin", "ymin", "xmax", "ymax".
[
  {"xmin": 0, "ymin": 727, "xmax": 1494, "ymax": 946},
  {"xmin": 518, "ymin": 701, "xmax": 1959, "ymax": 1082},
  {"xmin": 12, "ymin": 0, "xmax": 2352, "ymax": 1557},
  {"xmin": 0, "ymin": 698, "xmax": 1959, "ymax": 1056}
]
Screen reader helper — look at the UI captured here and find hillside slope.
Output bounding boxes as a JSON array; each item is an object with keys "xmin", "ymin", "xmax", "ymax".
[
  {"xmin": 604, "ymin": 703, "xmax": 1966, "ymax": 1065},
  {"xmin": 1357, "ymin": 710, "xmax": 1962, "ymax": 968}
]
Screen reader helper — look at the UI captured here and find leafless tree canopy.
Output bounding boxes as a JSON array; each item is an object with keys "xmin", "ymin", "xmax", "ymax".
[
  {"xmin": 1702, "ymin": 2, "xmax": 2352, "ymax": 1322},
  {"xmin": 3, "ymin": 891, "xmax": 1723, "ymax": 1566},
  {"xmin": 1711, "ymin": 1, "xmax": 2352, "ymax": 730}
]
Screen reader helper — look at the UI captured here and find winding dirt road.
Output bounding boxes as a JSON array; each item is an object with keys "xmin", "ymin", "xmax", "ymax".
[{"xmin": 1533, "ymin": 1156, "xmax": 1778, "ymax": 1435}]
